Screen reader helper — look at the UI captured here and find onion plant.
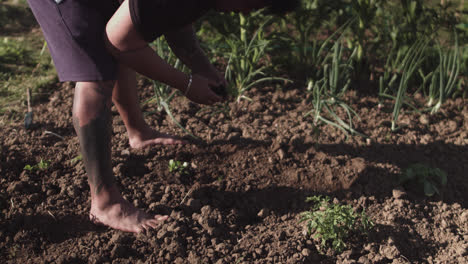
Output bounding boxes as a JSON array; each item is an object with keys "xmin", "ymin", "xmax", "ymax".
[
  {"xmin": 426, "ymin": 35, "xmax": 461, "ymax": 114},
  {"xmin": 379, "ymin": 38, "xmax": 429, "ymax": 131},
  {"xmin": 304, "ymin": 23, "xmax": 366, "ymax": 138}
]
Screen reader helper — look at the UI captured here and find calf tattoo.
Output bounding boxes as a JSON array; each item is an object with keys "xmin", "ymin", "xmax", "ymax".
[{"xmin": 73, "ymin": 94, "xmax": 114, "ymax": 195}]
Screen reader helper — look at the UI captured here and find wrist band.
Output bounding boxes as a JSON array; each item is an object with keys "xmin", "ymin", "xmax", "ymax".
[{"xmin": 185, "ymin": 74, "xmax": 193, "ymax": 96}]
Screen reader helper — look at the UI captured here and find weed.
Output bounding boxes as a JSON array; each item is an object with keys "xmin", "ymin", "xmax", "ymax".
[
  {"xmin": 168, "ymin": 159, "xmax": 189, "ymax": 175},
  {"xmin": 0, "ymin": 33, "xmax": 56, "ymax": 124},
  {"xmin": 24, "ymin": 158, "xmax": 50, "ymax": 171},
  {"xmin": 7, "ymin": 244, "xmax": 20, "ymax": 259},
  {"xmin": 299, "ymin": 195, "xmax": 373, "ymax": 253},
  {"xmin": 0, "ymin": 37, "xmax": 32, "ymax": 65},
  {"xmin": 399, "ymin": 163, "xmax": 447, "ymax": 196},
  {"xmin": 69, "ymin": 155, "xmax": 82, "ymax": 165}
]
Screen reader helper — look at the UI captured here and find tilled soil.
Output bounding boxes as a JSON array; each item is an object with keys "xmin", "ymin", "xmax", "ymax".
[{"xmin": 1, "ymin": 81, "xmax": 467, "ymax": 264}]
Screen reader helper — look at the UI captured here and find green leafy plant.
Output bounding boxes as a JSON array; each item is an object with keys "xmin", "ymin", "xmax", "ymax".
[
  {"xmin": 399, "ymin": 163, "xmax": 448, "ymax": 197},
  {"xmin": 274, "ymin": 0, "xmax": 347, "ymax": 77},
  {"xmin": 24, "ymin": 158, "xmax": 50, "ymax": 171},
  {"xmin": 168, "ymin": 159, "xmax": 189, "ymax": 175},
  {"xmin": 0, "ymin": 37, "xmax": 31, "ymax": 65},
  {"xmin": 223, "ymin": 13, "xmax": 290, "ymax": 102},
  {"xmin": 299, "ymin": 195, "xmax": 373, "ymax": 253}
]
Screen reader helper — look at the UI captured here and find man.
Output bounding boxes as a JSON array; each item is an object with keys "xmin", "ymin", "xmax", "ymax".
[{"xmin": 27, "ymin": 0, "xmax": 298, "ymax": 233}]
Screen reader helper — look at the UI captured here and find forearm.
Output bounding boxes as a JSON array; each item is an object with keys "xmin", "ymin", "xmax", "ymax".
[
  {"xmin": 164, "ymin": 25, "xmax": 214, "ymax": 74},
  {"xmin": 108, "ymin": 43, "xmax": 190, "ymax": 92}
]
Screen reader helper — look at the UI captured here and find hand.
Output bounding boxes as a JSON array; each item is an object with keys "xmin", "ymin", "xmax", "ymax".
[
  {"xmin": 184, "ymin": 74, "xmax": 223, "ymax": 105},
  {"xmin": 194, "ymin": 65, "xmax": 228, "ymax": 95}
]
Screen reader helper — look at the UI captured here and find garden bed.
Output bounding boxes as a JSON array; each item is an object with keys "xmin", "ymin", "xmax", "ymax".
[{"xmin": 1, "ymin": 82, "xmax": 467, "ymax": 263}]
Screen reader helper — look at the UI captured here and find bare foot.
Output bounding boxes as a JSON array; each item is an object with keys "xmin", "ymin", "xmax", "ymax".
[
  {"xmin": 90, "ymin": 198, "xmax": 168, "ymax": 233},
  {"xmin": 129, "ymin": 128, "xmax": 187, "ymax": 149}
]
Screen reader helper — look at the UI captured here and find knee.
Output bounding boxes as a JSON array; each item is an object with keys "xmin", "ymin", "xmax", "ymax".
[
  {"xmin": 104, "ymin": 1, "xmax": 147, "ymax": 58},
  {"xmin": 73, "ymin": 81, "xmax": 115, "ymax": 116}
]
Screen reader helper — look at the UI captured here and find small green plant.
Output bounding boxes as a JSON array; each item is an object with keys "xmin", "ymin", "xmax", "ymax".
[
  {"xmin": 0, "ymin": 37, "xmax": 31, "ymax": 65},
  {"xmin": 223, "ymin": 13, "xmax": 290, "ymax": 102},
  {"xmin": 23, "ymin": 158, "xmax": 50, "ymax": 171},
  {"xmin": 299, "ymin": 195, "xmax": 373, "ymax": 253},
  {"xmin": 399, "ymin": 163, "xmax": 447, "ymax": 197},
  {"xmin": 168, "ymin": 159, "xmax": 189, "ymax": 175},
  {"xmin": 69, "ymin": 154, "xmax": 83, "ymax": 165}
]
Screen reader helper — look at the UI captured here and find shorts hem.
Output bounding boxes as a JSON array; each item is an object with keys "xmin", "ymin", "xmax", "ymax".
[{"xmin": 58, "ymin": 74, "xmax": 117, "ymax": 83}]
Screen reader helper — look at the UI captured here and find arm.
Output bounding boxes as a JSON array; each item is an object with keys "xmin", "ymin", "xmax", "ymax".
[
  {"xmin": 105, "ymin": 0, "xmax": 221, "ymax": 104},
  {"xmin": 105, "ymin": 1, "xmax": 188, "ymax": 91},
  {"xmin": 165, "ymin": 24, "xmax": 227, "ymax": 87},
  {"xmin": 164, "ymin": 24, "xmax": 214, "ymax": 75}
]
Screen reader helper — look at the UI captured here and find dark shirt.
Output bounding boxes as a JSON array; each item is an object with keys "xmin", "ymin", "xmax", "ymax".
[{"xmin": 129, "ymin": 0, "xmax": 214, "ymax": 42}]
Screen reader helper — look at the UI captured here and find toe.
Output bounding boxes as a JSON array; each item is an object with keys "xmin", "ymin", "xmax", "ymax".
[
  {"xmin": 155, "ymin": 215, "xmax": 169, "ymax": 221},
  {"xmin": 145, "ymin": 220, "xmax": 160, "ymax": 229},
  {"xmin": 143, "ymin": 218, "xmax": 165, "ymax": 230},
  {"xmin": 155, "ymin": 138, "xmax": 183, "ymax": 145}
]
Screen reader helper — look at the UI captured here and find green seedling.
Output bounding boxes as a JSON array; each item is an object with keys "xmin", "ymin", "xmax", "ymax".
[
  {"xmin": 299, "ymin": 195, "xmax": 373, "ymax": 254},
  {"xmin": 70, "ymin": 155, "xmax": 82, "ymax": 165},
  {"xmin": 168, "ymin": 159, "xmax": 189, "ymax": 175},
  {"xmin": 399, "ymin": 163, "xmax": 447, "ymax": 197},
  {"xmin": 24, "ymin": 158, "xmax": 50, "ymax": 171}
]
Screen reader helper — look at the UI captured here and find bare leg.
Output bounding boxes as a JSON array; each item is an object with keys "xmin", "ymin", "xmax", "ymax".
[
  {"xmin": 73, "ymin": 81, "xmax": 167, "ymax": 233},
  {"xmin": 112, "ymin": 64, "xmax": 187, "ymax": 149}
]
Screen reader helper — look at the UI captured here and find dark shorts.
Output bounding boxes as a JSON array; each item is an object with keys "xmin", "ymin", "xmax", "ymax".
[{"xmin": 27, "ymin": 0, "xmax": 120, "ymax": 82}]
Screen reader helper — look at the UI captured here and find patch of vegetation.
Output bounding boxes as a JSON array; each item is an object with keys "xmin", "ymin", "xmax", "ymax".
[
  {"xmin": 222, "ymin": 13, "xmax": 290, "ymax": 102},
  {"xmin": 300, "ymin": 195, "xmax": 374, "ymax": 253},
  {"xmin": 23, "ymin": 158, "xmax": 50, "ymax": 171},
  {"xmin": 168, "ymin": 159, "xmax": 189, "ymax": 175},
  {"xmin": 0, "ymin": 1, "xmax": 57, "ymax": 125},
  {"xmin": 0, "ymin": 0, "xmax": 36, "ymax": 34},
  {"xmin": 399, "ymin": 163, "xmax": 448, "ymax": 196}
]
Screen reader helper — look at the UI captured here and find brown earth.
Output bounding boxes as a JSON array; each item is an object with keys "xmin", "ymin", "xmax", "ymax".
[{"xmin": 1, "ymin": 81, "xmax": 467, "ymax": 264}]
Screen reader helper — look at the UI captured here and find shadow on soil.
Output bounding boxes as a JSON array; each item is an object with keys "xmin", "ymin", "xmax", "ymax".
[
  {"xmin": 367, "ymin": 222, "xmax": 441, "ymax": 262},
  {"xmin": 316, "ymin": 142, "xmax": 468, "ymax": 207},
  {"xmin": 185, "ymin": 185, "xmax": 441, "ymax": 263},
  {"xmin": 5, "ymin": 213, "xmax": 105, "ymax": 244}
]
